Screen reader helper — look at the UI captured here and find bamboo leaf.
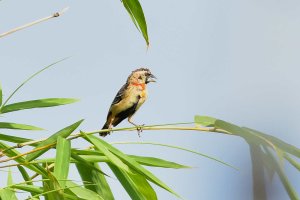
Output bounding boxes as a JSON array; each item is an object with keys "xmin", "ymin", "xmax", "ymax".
[
  {"xmin": 26, "ymin": 119, "xmax": 83, "ymax": 161},
  {"xmin": 43, "ymin": 166, "xmax": 65, "ymax": 200},
  {"xmin": 0, "ymin": 98, "xmax": 79, "ymax": 114},
  {"xmin": 122, "ymin": 0, "xmax": 149, "ymax": 46},
  {"xmin": 113, "ymin": 141, "xmax": 237, "ymax": 169},
  {"xmin": 284, "ymin": 154, "xmax": 300, "ymax": 172},
  {"xmin": 65, "ymin": 181, "xmax": 104, "ymax": 200},
  {"xmin": 0, "ymin": 170, "xmax": 18, "ymax": 200},
  {"xmin": 72, "ymin": 149, "xmax": 191, "ymax": 169},
  {"xmin": 0, "ymin": 142, "xmax": 48, "ymax": 177},
  {"xmin": 71, "ymin": 152, "xmax": 109, "ymax": 177},
  {"xmin": 129, "ymin": 155, "xmax": 190, "ymax": 169},
  {"xmin": 109, "ymin": 163, "xmax": 157, "ymax": 200},
  {"xmin": 12, "ymin": 184, "xmax": 43, "ymax": 194},
  {"xmin": 17, "ymin": 165, "xmax": 37, "ymax": 197},
  {"xmin": 265, "ymin": 148, "xmax": 300, "ymax": 200},
  {"xmin": 244, "ymin": 127, "xmax": 300, "ymax": 158},
  {"xmin": 83, "ymin": 133, "xmax": 131, "ymax": 173},
  {"xmin": 54, "ymin": 137, "xmax": 71, "ymax": 188},
  {"xmin": 17, "ymin": 166, "xmax": 33, "ymax": 185},
  {"xmin": 249, "ymin": 142, "xmax": 267, "ymax": 200},
  {"xmin": 0, "ymin": 133, "xmax": 32, "ymax": 144},
  {"xmin": 76, "ymin": 163, "xmax": 114, "ymax": 200},
  {"xmin": 84, "ymin": 135, "xmax": 181, "ymax": 198},
  {"xmin": 194, "ymin": 115, "xmax": 216, "ymax": 127},
  {"xmin": 0, "ymin": 57, "xmax": 69, "ymax": 108},
  {"xmin": 0, "ymin": 122, "xmax": 43, "ymax": 131}
]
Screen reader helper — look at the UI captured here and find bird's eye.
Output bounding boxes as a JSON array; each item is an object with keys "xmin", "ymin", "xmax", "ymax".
[{"xmin": 138, "ymin": 76, "xmax": 142, "ymax": 80}]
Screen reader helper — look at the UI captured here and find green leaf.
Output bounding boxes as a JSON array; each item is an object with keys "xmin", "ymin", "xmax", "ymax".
[
  {"xmin": 71, "ymin": 152, "xmax": 109, "ymax": 177},
  {"xmin": 0, "ymin": 141, "xmax": 48, "ymax": 176},
  {"xmin": 0, "ymin": 133, "xmax": 32, "ymax": 144},
  {"xmin": 194, "ymin": 115, "xmax": 217, "ymax": 127},
  {"xmin": 265, "ymin": 148, "xmax": 300, "ymax": 200},
  {"xmin": 76, "ymin": 163, "xmax": 114, "ymax": 200},
  {"xmin": 83, "ymin": 133, "xmax": 131, "ymax": 173},
  {"xmin": 122, "ymin": 0, "xmax": 149, "ymax": 46},
  {"xmin": 244, "ymin": 127, "xmax": 300, "ymax": 158},
  {"xmin": 54, "ymin": 137, "xmax": 71, "ymax": 188},
  {"xmin": 0, "ymin": 122, "xmax": 43, "ymax": 131},
  {"xmin": 84, "ymin": 135, "xmax": 181, "ymax": 199},
  {"xmin": 65, "ymin": 181, "xmax": 104, "ymax": 200},
  {"xmin": 109, "ymin": 163, "xmax": 157, "ymax": 200},
  {"xmin": 26, "ymin": 119, "xmax": 83, "ymax": 161},
  {"xmin": 43, "ymin": 168, "xmax": 65, "ymax": 200},
  {"xmin": 284, "ymin": 154, "xmax": 300, "ymax": 172},
  {"xmin": 129, "ymin": 155, "xmax": 190, "ymax": 169},
  {"xmin": 17, "ymin": 166, "xmax": 33, "ymax": 185},
  {"xmin": 0, "ymin": 98, "xmax": 79, "ymax": 114},
  {"xmin": 0, "ymin": 57, "xmax": 70, "ymax": 108},
  {"xmin": 0, "ymin": 170, "xmax": 18, "ymax": 200},
  {"xmin": 11, "ymin": 184, "xmax": 43, "ymax": 194},
  {"xmin": 249, "ymin": 143, "xmax": 267, "ymax": 200},
  {"xmin": 113, "ymin": 141, "xmax": 237, "ymax": 170}
]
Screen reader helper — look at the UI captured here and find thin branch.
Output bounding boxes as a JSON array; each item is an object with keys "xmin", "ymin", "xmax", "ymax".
[
  {"xmin": 0, "ymin": 124, "xmax": 232, "ymax": 165},
  {"xmin": 0, "ymin": 7, "xmax": 69, "ymax": 39}
]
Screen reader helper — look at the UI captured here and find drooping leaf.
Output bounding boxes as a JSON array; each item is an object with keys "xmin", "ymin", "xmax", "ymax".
[
  {"xmin": 109, "ymin": 163, "xmax": 157, "ymax": 200},
  {"xmin": 65, "ymin": 181, "xmax": 104, "ymax": 200},
  {"xmin": 113, "ymin": 141, "xmax": 236, "ymax": 169},
  {"xmin": 0, "ymin": 170, "xmax": 18, "ymax": 200},
  {"xmin": 0, "ymin": 122, "xmax": 43, "ymax": 131},
  {"xmin": 0, "ymin": 133, "xmax": 32, "ymax": 144},
  {"xmin": 249, "ymin": 142, "xmax": 267, "ymax": 200},
  {"xmin": 71, "ymin": 152, "xmax": 109, "ymax": 177},
  {"xmin": 76, "ymin": 163, "xmax": 114, "ymax": 200},
  {"xmin": 194, "ymin": 115, "xmax": 217, "ymax": 127},
  {"xmin": 265, "ymin": 148, "xmax": 300, "ymax": 200},
  {"xmin": 122, "ymin": 0, "xmax": 149, "ymax": 46},
  {"xmin": 83, "ymin": 133, "xmax": 131, "ymax": 173},
  {"xmin": 84, "ymin": 135, "xmax": 181, "ymax": 198},
  {"xmin": 43, "ymin": 167, "xmax": 65, "ymax": 200},
  {"xmin": 244, "ymin": 127, "xmax": 300, "ymax": 158},
  {"xmin": 284, "ymin": 154, "xmax": 300, "ymax": 172},
  {"xmin": 54, "ymin": 137, "xmax": 71, "ymax": 188},
  {"xmin": 26, "ymin": 119, "xmax": 83, "ymax": 161},
  {"xmin": 0, "ymin": 98, "xmax": 79, "ymax": 114}
]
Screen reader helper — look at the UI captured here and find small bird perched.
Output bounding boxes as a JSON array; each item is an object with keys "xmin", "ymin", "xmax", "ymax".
[{"xmin": 100, "ymin": 68, "xmax": 156, "ymax": 137}]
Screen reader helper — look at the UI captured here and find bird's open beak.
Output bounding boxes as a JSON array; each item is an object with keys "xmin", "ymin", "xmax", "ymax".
[{"xmin": 147, "ymin": 74, "xmax": 157, "ymax": 83}]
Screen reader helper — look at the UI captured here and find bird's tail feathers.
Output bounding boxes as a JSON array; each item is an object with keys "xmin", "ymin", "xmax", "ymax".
[{"xmin": 100, "ymin": 122, "xmax": 110, "ymax": 137}]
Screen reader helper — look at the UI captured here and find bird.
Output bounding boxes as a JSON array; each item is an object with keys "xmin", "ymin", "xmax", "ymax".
[{"xmin": 100, "ymin": 68, "xmax": 156, "ymax": 137}]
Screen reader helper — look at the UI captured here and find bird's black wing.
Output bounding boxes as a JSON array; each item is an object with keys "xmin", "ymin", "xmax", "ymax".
[{"xmin": 111, "ymin": 83, "xmax": 128, "ymax": 105}]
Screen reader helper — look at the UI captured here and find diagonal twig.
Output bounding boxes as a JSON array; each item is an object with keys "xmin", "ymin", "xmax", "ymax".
[{"xmin": 0, "ymin": 7, "xmax": 69, "ymax": 38}]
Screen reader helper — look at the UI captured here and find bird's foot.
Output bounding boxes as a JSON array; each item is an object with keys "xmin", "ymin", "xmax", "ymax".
[{"xmin": 136, "ymin": 124, "xmax": 145, "ymax": 137}]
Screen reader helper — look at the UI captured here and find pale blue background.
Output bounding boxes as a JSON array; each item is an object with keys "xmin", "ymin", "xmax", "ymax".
[{"xmin": 1, "ymin": 0, "xmax": 300, "ymax": 199}]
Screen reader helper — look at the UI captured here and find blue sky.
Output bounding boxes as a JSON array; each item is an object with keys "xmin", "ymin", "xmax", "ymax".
[{"xmin": 1, "ymin": 0, "xmax": 300, "ymax": 199}]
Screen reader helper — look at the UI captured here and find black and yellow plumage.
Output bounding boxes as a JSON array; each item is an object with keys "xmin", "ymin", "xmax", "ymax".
[{"xmin": 100, "ymin": 68, "xmax": 156, "ymax": 136}]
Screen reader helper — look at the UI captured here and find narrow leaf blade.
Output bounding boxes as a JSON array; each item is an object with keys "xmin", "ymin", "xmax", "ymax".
[
  {"xmin": 1, "ymin": 98, "xmax": 79, "ymax": 114},
  {"xmin": 109, "ymin": 163, "xmax": 157, "ymax": 200},
  {"xmin": 26, "ymin": 119, "xmax": 83, "ymax": 161},
  {"xmin": 122, "ymin": 0, "xmax": 149, "ymax": 46},
  {"xmin": 0, "ymin": 122, "xmax": 43, "ymax": 130},
  {"xmin": 54, "ymin": 137, "xmax": 71, "ymax": 188},
  {"xmin": 76, "ymin": 163, "xmax": 114, "ymax": 200}
]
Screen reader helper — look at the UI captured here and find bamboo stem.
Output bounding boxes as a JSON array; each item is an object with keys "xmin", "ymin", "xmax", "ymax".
[{"xmin": 0, "ymin": 7, "xmax": 69, "ymax": 38}]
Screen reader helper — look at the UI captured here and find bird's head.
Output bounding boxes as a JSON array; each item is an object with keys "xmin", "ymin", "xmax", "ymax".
[{"xmin": 127, "ymin": 68, "xmax": 156, "ymax": 84}]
